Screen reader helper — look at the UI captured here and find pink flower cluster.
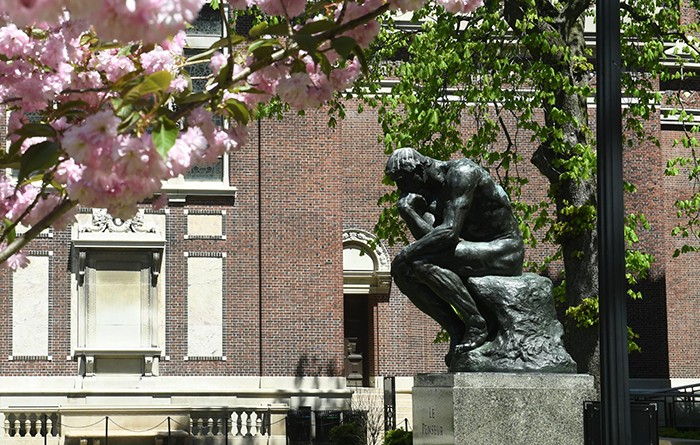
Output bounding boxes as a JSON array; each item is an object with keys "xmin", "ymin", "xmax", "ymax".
[
  {"xmin": 0, "ymin": 175, "xmax": 78, "ymax": 270},
  {"xmin": 435, "ymin": 0, "xmax": 483, "ymax": 13},
  {"xmin": 335, "ymin": 0, "xmax": 382, "ymax": 49},
  {"xmin": 0, "ymin": 20, "xmax": 187, "ymax": 112},
  {"xmin": 276, "ymin": 57, "xmax": 362, "ymax": 109},
  {"xmin": 0, "ymin": 0, "xmax": 206, "ymax": 44},
  {"xmin": 57, "ymin": 109, "xmax": 247, "ymax": 220},
  {"xmin": 227, "ymin": 0, "xmax": 306, "ymax": 18}
]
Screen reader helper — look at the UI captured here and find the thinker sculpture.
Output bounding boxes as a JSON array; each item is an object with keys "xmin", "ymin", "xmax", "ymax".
[{"xmin": 386, "ymin": 148, "xmax": 575, "ymax": 372}]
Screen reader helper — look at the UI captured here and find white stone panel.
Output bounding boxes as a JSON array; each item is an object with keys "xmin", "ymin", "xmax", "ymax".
[
  {"xmin": 187, "ymin": 257, "xmax": 223, "ymax": 356},
  {"xmin": 12, "ymin": 256, "xmax": 49, "ymax": 356},
  {"xmin": 343, "ymin": 247, "xmax": 374, "ymax": 271},
  {"xmin": 187, "ymin": 214, "xmax": 223, "ymax": 237},
  {"xmin": 92, "ymin": 269, "xmax": 142, "ymax": 347}
]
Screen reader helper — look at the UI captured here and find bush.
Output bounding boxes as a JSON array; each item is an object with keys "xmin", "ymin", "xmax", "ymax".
[
  {"xmin": 659, "ymin": 427, "xmax": 700, "ymax": 440},
  {"xmin": 330, "ymin": 421, "xmax": 366, "ymax": 445},
  {"xmin": 384, "ymin": 428, "xmax": 412, "ymax": 445}
]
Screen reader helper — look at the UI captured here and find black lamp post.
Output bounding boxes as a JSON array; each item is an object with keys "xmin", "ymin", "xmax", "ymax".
[{"xmin": 596, "ymin": 0, "xmax": 633, "ymax": 443}]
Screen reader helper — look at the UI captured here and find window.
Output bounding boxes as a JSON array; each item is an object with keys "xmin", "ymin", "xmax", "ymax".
[
  {"xmin": 161, "ymin": 4, "xmax": 235, "ymax": 195},
  {"xmin": 72, "ymin": 209, "xmax": 165, "ymax": 376},
  {"xmin": 79, "ymin": 250, "xmax": 157, "ymax": 349}
]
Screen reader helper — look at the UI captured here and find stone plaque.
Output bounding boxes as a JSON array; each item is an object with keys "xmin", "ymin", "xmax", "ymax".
[{"xmin": 413, "ymin": 386, "xmax": 454, "ymax": 445}]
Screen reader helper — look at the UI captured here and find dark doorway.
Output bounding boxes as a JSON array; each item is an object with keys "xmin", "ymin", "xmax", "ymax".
[{"xmin": 344, "ymin": 295, "xmax": 370, "ymax": 386}]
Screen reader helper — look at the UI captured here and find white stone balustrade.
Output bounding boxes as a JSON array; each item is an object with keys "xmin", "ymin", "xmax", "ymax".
[
  {"xmin": 2, "ymin": 410, "xmax": 60, "ymax": 438},
  {"xmin": 190, "ymin": 406, "xmax": 287, "ymax": 438}
]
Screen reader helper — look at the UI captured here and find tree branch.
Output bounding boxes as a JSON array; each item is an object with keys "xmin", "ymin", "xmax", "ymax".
[{"xmin": 0, "ymin": 198, "xmax": 77, "ymax": 264}]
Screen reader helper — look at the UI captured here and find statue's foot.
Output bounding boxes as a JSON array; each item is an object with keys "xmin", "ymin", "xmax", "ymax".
[
  {"xmin": 445, "ymin": 351, "xmax": 453, "ymax": 367},
  {"xmin": 456, "ymin": 316, "xmax": 488, "ymax": 351}
]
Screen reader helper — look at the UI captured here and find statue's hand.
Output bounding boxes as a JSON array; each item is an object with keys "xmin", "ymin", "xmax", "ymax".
[{"xmin": 398, "ymin": 193, "xmax": 427, "ymax": 214}]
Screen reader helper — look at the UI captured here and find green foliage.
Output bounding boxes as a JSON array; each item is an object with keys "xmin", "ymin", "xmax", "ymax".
[
  {"xmin": 349, "ymin": 0, "xmax": 686, "ymax": 357},
  {"xmin": 384, "ymin": 428, "xmax": 412, "ymax": 445},
  {"xmin": 565, "ymin": 297, "xmax": 642, "ymax": 352},
  {"xmin": 565, "ymin": 297, "xmax": 599, "ymax": 329},
  {"xmin": 659, "ymin": 427, "xmax": 700, "ymax": 440},
  {"xmin": 329, "ymin": 422, "xmax": 365, "ymax": 445}
]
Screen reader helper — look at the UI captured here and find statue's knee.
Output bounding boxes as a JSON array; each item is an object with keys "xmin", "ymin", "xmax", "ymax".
[
  {"xmin": 391, "ymin": 255, "xmax": 408, "ymax": 276},
  {"xmin": 412, "ymin": 261, "xmax": 436, "ymax": 278}
]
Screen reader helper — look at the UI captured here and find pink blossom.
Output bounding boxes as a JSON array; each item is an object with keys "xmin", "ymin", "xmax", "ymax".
[
  {"xmin": 169, "ymin": 76, "xmax": 189, "ymax": 93},
  {"xmin": 252, "ymin": 0, "xmax": 306, "ymax": 18},
  {"xmin": 335, "ymin": 1, "xmax": 381, "ymax": 49},
  {"xmin": 63, "ymin": 0, "xmax": 207, "ymax": 45},
  {"xmin": 23, "ymin": 193, "xmax": 77, "ymax": 230},
  {"xmin": 436, "ymin": 0, "xmax": 483, "ymax": 13},
  {"xmin": 276, "ymin": 72, "xmax": 314, "ymax": 109},
  {"xmin": 247, "ymin": 63, "xmax": 288, "ymax": 95},
  {"xmin": 389, "ymin": 0, "xmax": 428, "ymax": 11},
  {"xmin": 166, "ymin": 127, "xmax": 207, "ymax": 177},
  {"xmin": 91, "ymin": 50, "xmax": 135, "ymax": 82},
  {"xmin": 39, "ymin": 32, "xmax": 69, "ymax": 68},
  {"xmin": 209, "ymin": 51, "xmax": 228, "ymax": 76},
  {"xmin": 4, "ymin": 183, "xmax": 39, "ymax": 222},
  {"xmin": 0, "ymin": 0, "xmax": 65, "ymax": 27},
  {"xmin": 6, "ymin": 249, "xmax": 29, "ymax": 271},
  {"xmin": 140, "ymin": 47, "xmax": 177, "ymax": 74},
  {"xmin": 151, "ymin": 193, "xmax": 168, "ymax": 210},
  {"xmin": 227, "ymin": 0, "xmax": 249, "ymax": 9},
  {"xmin": 62, "ymin": 110, "xmax": 120, "ymax": 164},
  {"xmin": 330, "ymin": 58, "xmax": 362, "ymax": 90},
  {"xmin": 0, "ymin": 23, "xmax": 30, "ymax": 57},
  {"xmin": 160, "ymin": 31, "xmax": 186, "ymax": 53}
]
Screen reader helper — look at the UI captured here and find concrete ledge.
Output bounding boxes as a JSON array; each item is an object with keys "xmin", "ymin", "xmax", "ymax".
[{"xmin": 660, "ymin": 439, "xmax": 700, "ymax": 445}]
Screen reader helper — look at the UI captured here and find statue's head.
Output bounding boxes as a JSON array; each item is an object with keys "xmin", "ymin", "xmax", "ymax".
[
  {"xmin": 385, "ymin": 148, "xmax": 429, "ymax": 176},
  {"xmin": 385, "ymin": 148, "xmax": 432, "ymax": 193}
]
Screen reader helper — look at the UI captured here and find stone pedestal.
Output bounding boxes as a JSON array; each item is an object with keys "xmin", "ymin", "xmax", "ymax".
[{"xmin": 413, "ymin": 373, "xmax": 596, "ymax": 445}]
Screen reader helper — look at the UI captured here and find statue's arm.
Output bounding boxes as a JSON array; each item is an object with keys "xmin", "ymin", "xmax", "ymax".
[
  {"xmin": 398, "ymin": 193, "xmax": 434, "ymax": 239},
  {"xmin": 399, "ymin": 166, "xmax": 476, "ymax": 259}
]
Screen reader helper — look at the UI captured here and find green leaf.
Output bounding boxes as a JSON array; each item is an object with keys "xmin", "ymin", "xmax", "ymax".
[
  {"xmin": 352, "ymin": 46, "xmax": 369, "ymax": 75},
  {"xmin": 331, "ymin": 36, "xmax": 358, "ymax": 59},
  {"xmin": 124, "ymin": 71, "xmax": 172, "ymax": 102},
  {"xmin": 249, "ymin": 22, "xmax": 270, "ymax": 38},
  {"xmin": 292, "ymin": 33, "xmax": 319, "ymax": 53},
  {"xmin": 141, "ymin": 71, "xmax": 172, "ymax": 94},
  {"xmin": 3, "ymin": 218, "xmax": 16, "ymax": 244},
  {"xmin": 186, "ymin": 36, "xmax": 246, "ymax": 64},
  {"xmin": 152, "ymin": 118, "xmax": 179, "ymax": 158},
  {"xmin": 18, "ymin": 140, "xmax": 61, "ymax": 183},
  {"xmin": 299, "ymin": 19, "xmax": 335, "ymax": 36},
  {"xmin": 247, "ymin": 38, "xmax": 280, "ymax": 58},
  {"xmin": 225, "ymin": 99, "xmax": 250, "ymax": 125},
  {"xmin": 14, "ymin": 123, "xmax": 57, "ymax": 139},
  {"xmin": 176, "ymin": 91, "xmax": 211, "ymax": 105},
  {"xmin": 263, "ymin": 21, "xmax": 291, "ymax": 37}
]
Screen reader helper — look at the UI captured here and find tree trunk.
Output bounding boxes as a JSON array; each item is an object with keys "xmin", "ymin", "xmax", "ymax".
[{"xmin": 504, "ymin": 1, "xmax": 600, "ymax": 383}]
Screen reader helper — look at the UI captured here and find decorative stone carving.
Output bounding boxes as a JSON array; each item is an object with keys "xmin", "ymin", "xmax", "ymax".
[
  {"xmin": 79, "ymin": 209, "xmax": 156, "ymax": 233},
  {"xmin": 342, "ymin": 229, "xmax": 391, "ymax": 272},
  {"xmin": 342, "ymin": 228, "xmax": 391, "ymax": 293}
]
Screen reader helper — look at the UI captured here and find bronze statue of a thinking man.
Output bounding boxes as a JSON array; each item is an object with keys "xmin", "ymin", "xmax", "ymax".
[{"xmin": 386, "ymin": 148, "xmax": 525, "ymax": 363}]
